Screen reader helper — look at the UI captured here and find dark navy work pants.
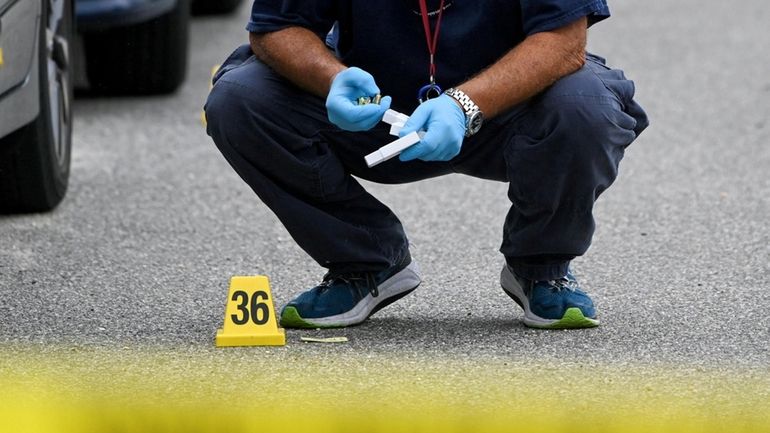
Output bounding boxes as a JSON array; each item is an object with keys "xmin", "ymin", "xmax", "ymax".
[{"xmin": 205, "ymin": 45, "xmax": 648, "ymax": 280}]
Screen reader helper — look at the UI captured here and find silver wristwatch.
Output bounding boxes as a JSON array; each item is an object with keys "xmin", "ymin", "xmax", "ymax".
[{"xmin": 444, "ymin": 88, "xmax": 484, "ymax": 137}]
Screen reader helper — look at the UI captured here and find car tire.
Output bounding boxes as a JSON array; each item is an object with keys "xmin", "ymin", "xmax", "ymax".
[
  {"xmin": 191, "ymin": 0, "xmax": 244, "ymax": 16},
  {"xmin": 0, "ymin": 0, "xmax": 74, "ymax": 213},
  {"xmin": 82, "ymin": 0, "xmax": 190, "ymax": 95}
]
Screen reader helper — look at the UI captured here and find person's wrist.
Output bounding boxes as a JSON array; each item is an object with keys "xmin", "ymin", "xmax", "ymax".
[
  {"xmin": 440, "ymin": 94, "xmax": 466, "ymax": 137},
  {"xmin": 326, "ymin": 66, "xmax": 348, "ymax": 94},
  {"xmin": 445, "ymin": 93, "xmax": 464, "ymax": 111}
]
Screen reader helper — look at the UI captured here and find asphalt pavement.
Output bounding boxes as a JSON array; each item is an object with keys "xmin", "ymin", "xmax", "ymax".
[{"xmin": 1, "ymin": 0, "xmax": 768, "ymax": 430}]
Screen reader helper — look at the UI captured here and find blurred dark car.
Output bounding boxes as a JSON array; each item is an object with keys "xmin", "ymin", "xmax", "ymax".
[
  {"xmin": 76, "ymin": 0, "xmax": 244, "ymax": 95},
  {"xmin": 0, "ymin": 0, "xmax": 243, "ymax": 213}
]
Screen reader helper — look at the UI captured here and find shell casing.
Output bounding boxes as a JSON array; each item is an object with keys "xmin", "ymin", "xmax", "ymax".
[{"xmin": 356, "ymin": 94, "xmax": 382, "ymax": 105}]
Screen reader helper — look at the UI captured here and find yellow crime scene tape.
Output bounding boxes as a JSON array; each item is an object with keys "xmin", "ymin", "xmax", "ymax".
[{"xmin": 1, "ymin": 345, "xmax": 768, "ymax": 433}]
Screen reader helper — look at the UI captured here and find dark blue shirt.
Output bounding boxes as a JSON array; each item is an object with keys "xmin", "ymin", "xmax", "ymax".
[{"xmin": 247, "ymin": 0, "xmax": 610, "ymax": 112}]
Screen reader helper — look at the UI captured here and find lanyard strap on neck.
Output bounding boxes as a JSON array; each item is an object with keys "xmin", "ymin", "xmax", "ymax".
[{"xmin": 418, "ymin": 0, "xmax": 445, "ymax": 84}]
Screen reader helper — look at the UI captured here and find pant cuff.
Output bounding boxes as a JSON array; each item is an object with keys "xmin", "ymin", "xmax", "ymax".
[
  {"xmin": 328, "ymin": 247, "xmax": 411, "ymax": 275},
  {"xmin": 506, "ymin": 257, "xmax": 571, "ymax": 281}
]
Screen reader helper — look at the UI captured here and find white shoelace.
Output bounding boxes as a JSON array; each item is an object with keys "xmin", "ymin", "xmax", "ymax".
[{"xmin": 545, "ymin": 277, "xmax": 578, "ymax": 292}]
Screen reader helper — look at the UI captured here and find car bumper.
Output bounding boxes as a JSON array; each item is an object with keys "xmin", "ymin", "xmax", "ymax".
[{"xmin": 75, "ymin": 0, "xmax": 177, "ymax": 31}]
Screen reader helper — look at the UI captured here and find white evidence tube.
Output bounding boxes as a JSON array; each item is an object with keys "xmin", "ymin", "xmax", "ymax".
[
  {"xmin": 365, "ymin": 131, "xmax": 426, "ymax": 168},
  {"xmin": 364, "ymin": 109, "xmax": 426, "ymax": 167}
]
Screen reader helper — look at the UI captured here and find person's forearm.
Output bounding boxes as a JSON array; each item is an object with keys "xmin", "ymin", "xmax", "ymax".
[
  {"xmin": 458, "ymin": 17, "xmax": 588, "ymax": 119},
  {"xmin": 249, "ymin": 27, "xmax": 346, "ymax": 97}
]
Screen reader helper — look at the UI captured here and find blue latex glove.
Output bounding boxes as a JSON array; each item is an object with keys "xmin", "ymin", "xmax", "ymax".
[
  {"xmin": 326, "ymin": 67, "xmax": 392, "ymax": 131},
  {"xmin": 398, "ymin": 94, "xmax": 466, "ymax": 162}
]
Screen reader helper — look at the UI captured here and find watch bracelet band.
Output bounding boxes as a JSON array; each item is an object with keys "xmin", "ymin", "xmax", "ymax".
[
  {"xmin": 444, "ymin": 88, "xmax": 480, "ymax": 117},
  {"xmin": 444, "ymin": 87, "xmax": 483, "ymax": 136}
]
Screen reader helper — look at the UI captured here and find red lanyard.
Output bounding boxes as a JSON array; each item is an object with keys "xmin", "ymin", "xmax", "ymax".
[{"xmin": 418, "ymin": 0, "xmax": 445, "ymax": 85}]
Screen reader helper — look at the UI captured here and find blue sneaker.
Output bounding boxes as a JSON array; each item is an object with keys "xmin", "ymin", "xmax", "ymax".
[
  {"xmin": 280, "ymin": 255, "xmax": 421, "ymax": 328},
  {"xmin": 500, "ymin": 265, "xmax": 599, "ymax": 329}
]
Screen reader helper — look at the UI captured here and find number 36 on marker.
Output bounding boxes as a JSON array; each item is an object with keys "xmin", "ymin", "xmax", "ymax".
[{"xmin": 230, "ymin": 289, "xmax": 270, "ymax": 325}]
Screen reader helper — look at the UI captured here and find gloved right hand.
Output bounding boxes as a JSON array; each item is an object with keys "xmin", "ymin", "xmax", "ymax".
[
  {"xmin": 398, "ymin": 94, "xmax": 466, "ymax": 162},
  {"xmin": 326, "ymin": 67, "xmax": 392, "ymax": 132}
]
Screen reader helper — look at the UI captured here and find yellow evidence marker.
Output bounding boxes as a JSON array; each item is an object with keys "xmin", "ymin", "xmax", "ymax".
[
  {"xmin": 216, "ymin": 276, "xmax": 286, "ymax": 347},
  {"xmin": 0, "ymin": 47, "xmax": 4, "ymax": 67}
]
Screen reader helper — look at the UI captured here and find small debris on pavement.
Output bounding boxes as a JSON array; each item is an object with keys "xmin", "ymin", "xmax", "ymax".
[{"xmin": 300, "ymin": 336, "xmax": 349, "ymax": 344}]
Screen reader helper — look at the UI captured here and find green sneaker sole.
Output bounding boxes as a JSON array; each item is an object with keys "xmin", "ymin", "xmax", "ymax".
[
  {"xmin": 279, "ymin": 306, "xmax": 340, "ymax": 329},
  {"xmin": 528, "ymin": 307, "xmax": 600, "ymax": 330}
]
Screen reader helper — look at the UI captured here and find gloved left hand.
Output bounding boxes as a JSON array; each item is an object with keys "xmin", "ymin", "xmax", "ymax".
[
  {"xmin": 326, "ymin": 67, "xmax": 392, "ymax": 131},
  {"xmin": 398, "ymin": 94, "xmax": 466, "ymax": 162}
]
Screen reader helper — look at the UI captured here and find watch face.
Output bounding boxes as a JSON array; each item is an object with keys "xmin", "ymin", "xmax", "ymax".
[{"xmin": 467, "ymin": 111, "xmax": 484, "ymax": 135}]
